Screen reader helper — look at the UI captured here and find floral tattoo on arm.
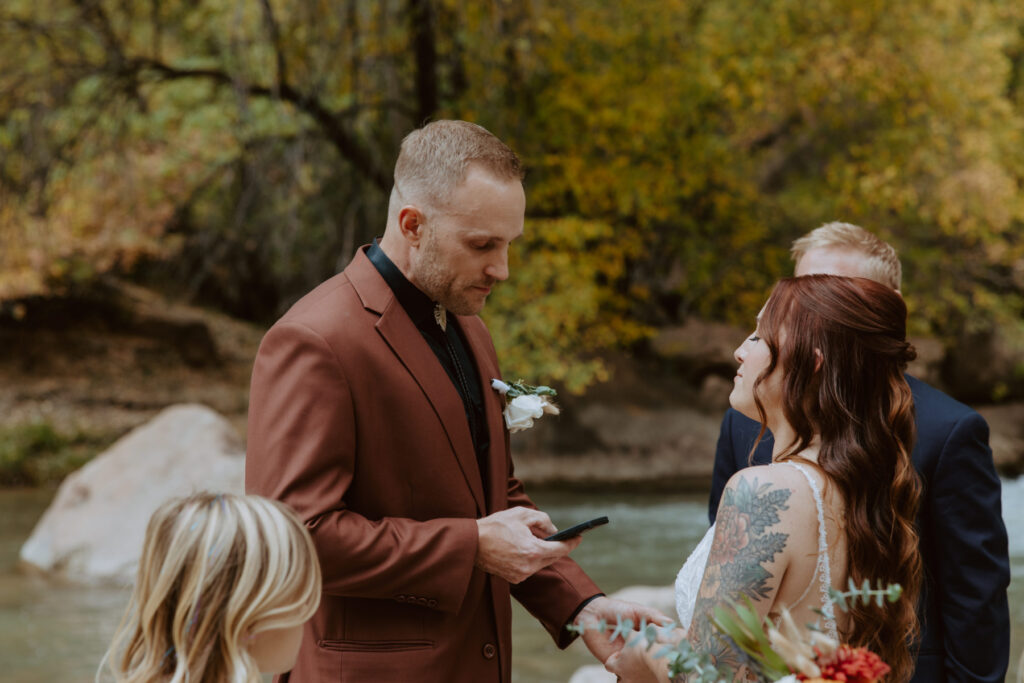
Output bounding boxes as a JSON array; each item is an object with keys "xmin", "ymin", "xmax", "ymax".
[{"xmin": 684, "ymin": 476, "xmax": 791, "ymax": 676}]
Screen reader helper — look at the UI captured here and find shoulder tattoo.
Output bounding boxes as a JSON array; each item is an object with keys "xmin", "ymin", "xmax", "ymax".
[{"xmin": 687, "ymin": 477, "xmax": 791, "ymax": 672}]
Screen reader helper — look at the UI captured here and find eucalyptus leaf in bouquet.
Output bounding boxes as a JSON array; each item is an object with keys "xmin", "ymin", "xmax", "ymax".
[{"xmin": 568, "ymin": 582, "xmax": 903, "ymax": 682}]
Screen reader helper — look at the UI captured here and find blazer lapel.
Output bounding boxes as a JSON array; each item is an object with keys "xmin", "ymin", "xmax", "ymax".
[
  {"xmin": 457, "ymin": 315, "xmax": 509, "ymax": 514},
  {"xmin": 347, "ymin": 249, "xmax": 487, "ymax": 514}
]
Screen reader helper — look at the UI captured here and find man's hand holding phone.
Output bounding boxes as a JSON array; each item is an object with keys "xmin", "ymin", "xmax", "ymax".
[{"xmin": 474, "ymin": 510, "xmax": 609, "ymax": 584}]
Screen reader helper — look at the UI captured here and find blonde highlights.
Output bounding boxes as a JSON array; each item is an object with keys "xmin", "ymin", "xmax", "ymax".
[
  {"xmin": 390, "ymin": 119, "xmax": 523, "ymax": 216},
  {"xmin": 99, "ymin": 493, "xmax": 321, "ymax": 683},
  {"xmin": 791, "ymin": 221, "xmax": 902, "ymax": 290}
]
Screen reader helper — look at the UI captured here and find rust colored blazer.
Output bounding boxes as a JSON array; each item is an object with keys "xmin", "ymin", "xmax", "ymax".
[{"xmin": 246, "ymin": 247, "xmax": 600, "ymax": 682}]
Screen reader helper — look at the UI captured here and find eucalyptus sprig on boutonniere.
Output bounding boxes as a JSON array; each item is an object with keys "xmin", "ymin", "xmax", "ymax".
[{"xmin": 491, "ymin": 379, "xmax": 559, "ymax": 433}]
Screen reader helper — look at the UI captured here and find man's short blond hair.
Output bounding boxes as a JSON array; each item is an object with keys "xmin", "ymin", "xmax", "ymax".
[
  {"xmin": 791, "ymin": 221, "xmax": 902, "ymax": 290},
  {"xmin": 390, "ymin": 120, "xmax": 523, "ymax": 215}
]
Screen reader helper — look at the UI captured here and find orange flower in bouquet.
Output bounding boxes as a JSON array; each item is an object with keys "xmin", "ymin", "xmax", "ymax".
[
  {"xmin": 801, "ymin": 645, "xmax": 891, "ymax": 682},
  {"xmin": 710, "ymin": 583, "xmax": 903, "ymax": 683},
  {"xmin": 766, "ymin": 610, "xmax": 892, "ymax": 683}
]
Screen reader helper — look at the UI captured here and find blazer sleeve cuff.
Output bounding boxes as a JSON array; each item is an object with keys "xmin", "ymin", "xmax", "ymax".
[
  {"xmin": 512, "ymin": 557, "xmax": 603, "ymax": 648},
  {"xmin": 414, "ymin": 517, "xmax": 481, "ymax": 614}
]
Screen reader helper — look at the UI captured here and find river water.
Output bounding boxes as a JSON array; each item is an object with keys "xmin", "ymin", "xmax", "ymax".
[{"xmin": 1, "ymin": 482, "xmax": 1021, "ymax": 682}]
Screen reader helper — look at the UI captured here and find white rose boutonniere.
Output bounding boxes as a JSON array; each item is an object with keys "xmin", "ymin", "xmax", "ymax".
[{"xmin": 491, "ymin": 379, "xmax": 560, "ymax": 433}]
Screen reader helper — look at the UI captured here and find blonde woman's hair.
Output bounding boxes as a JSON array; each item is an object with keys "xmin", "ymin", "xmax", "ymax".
[
  {"xmin": 99, "ymin": 492, "xmax": 321, "ymax": 683},
  {"xmin": 389, "ymin": 119, "xmax": 523, "ymax": 218},
  {"xmin": 790, "ymin": 221, "xmax": 902, "ymax": 290}
]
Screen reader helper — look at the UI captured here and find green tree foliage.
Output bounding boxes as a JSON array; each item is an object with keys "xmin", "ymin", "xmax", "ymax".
[
  {"xmin": 485, "ymin": 217, "xmax": 650, "ymax": 392},
  {"xmin": 0, "ymin": 0, "xmax": 461, "ymax": 314},
  {"xmin": 2, "ymin": 0, "xmax": 1024, "ymax": 391},
  {"xmin": 486, "ymin": 0, "xmax": 1024, "ymax": 338}
]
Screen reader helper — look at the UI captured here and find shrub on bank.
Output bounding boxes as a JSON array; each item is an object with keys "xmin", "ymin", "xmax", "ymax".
[{"xmin": 0, "ymin": 422, "xmax": 106, "ymax": 486}]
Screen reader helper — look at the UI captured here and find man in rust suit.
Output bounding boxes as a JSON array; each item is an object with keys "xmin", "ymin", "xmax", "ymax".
[{"xmin": 246, "ymin": 120, "xmax": 659, "ymax": 682}]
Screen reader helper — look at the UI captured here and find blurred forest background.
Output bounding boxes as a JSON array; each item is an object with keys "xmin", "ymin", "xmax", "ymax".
[{"xmin": 3, "ymin": 0, "xmax": 1024, "ymax": 481}]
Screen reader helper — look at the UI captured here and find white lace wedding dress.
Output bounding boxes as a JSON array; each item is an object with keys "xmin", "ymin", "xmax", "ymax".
[{"xmin": 674, "ymin": 462, "xmax": 839, "ymax": 640}]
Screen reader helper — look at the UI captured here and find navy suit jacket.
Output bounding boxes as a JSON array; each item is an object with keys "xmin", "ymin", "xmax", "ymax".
[{"xmin": 708, "ymin": 375, "xmax": 1010, "ymax": 682}]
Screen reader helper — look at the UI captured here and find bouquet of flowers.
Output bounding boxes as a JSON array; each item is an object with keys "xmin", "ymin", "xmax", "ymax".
[
  {"xmin": 569, "ymin": 581, "xmax": 901, "ymax": 683},
  {"xmin": 712, "ymin": 584, "xmax": 898, "ymax": 683}
]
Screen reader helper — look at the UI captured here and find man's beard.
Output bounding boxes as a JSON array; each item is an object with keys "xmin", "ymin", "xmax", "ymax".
[{"xmin": 413, "ymin": 233, "xmax": 491, "ymax": 316}]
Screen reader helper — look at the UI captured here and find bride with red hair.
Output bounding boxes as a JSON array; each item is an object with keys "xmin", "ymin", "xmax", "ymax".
[{"xmin": 607, "ymin": 274, "xmax": 922, "ymax": 682}]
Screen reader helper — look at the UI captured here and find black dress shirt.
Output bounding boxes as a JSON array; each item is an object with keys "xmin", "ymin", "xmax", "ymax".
[
  {"xmin": 368, "ymin": 241, "xmax": 603, "ymax": 628},
  {"xmin": 367, "ymin": 241, "xmax": 490, "ymax": 491}
]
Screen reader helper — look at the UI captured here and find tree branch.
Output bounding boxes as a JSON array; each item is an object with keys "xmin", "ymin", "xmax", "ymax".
[
  {"xmin": 2, "ymin": 15, "xmax": 92, "ymax": 70},
  {"xmin": 130, "ymin": 57, "xmax": 392, "ymax": 191},
  {"xmin": 258, "ymin": 0, "xmax": 288, "ymax": 90},
  {"xmin": 71, "ymin": 0, "xmax": 126, "ymax": 68},
  {"xmin": 408, "ymin": 0, "xmax": 438, "ymax": 124},
  {"xmin": 150, "ymin": 0, "xmax": 163, "ymax": 58}
]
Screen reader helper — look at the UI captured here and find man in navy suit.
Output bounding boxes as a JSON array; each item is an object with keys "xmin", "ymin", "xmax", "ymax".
[{"xmin": 708, "ymin": 222, "xmax": 1010, "ymax": 682}]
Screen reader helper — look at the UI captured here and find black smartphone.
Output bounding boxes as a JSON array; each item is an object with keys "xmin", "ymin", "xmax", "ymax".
[{"xmin": 544, "ymin": 516, "xmax": 609, "ymax": 542}]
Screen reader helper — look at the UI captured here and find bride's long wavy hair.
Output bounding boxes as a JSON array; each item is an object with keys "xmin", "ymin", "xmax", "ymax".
[{"xmin": 751, "ymin": 274, "xmax": 922, "ymax": 682}]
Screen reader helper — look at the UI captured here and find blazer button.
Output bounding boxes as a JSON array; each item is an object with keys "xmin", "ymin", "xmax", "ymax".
[
  {"xmin": 427, "ymin": 599, "xmax": 437, "ymax": 608},
  {"xmin": 396, "ymin": 595, "xmax": 406, "ymax": 602},
  {"xmin": 482, "ymin": 643, "xmax": 496, "ymax": 659},
  {"xmin": 418, "ymin": 597, "xmax": 428, "ymax": 606}
]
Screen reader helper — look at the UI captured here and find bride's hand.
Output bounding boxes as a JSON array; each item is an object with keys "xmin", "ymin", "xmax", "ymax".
[
  {"xmin": 603, "ymin": 634, "xmax": 665, "ymax": 683},
  {"xmin": 575, "ymin": 596, "xmax": 672, "ymax": 663}
]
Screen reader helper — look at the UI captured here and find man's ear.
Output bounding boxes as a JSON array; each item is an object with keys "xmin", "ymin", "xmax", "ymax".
[
  {"xmin": 814, "ymin": 348, "xmax": 824, "ymax": 373},
  {"xmin": 397, "ymin": 205, "xmax": 426, "ymax": 246}
]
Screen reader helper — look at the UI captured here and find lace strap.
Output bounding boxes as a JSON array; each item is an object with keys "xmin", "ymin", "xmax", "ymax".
[{"xmin": 786, "ymin": 462, "xmax": 838, "ymax": 641}]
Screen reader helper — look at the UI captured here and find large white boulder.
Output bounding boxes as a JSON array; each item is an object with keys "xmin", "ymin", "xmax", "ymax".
[{"xmin": 19, "ymin": 404, "xmax": 245, "ymax": 583}]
